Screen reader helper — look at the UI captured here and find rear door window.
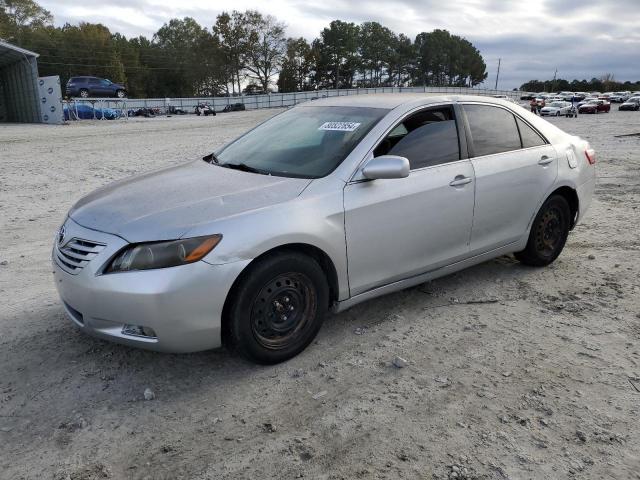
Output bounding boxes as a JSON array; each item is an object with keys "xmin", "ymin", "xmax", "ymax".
[
  {"xmin": 464, "ymin": 104, "xmax": 521, "ymax": 157},
  {"xmin": 374, "ymin": 106, "xmax": 460, "ymax": 170}
]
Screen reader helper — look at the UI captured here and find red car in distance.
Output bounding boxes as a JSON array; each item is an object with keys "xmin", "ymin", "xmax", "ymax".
[{"xmin": 578, "ymin": 99, "xmax": 611, "ymax": 114}]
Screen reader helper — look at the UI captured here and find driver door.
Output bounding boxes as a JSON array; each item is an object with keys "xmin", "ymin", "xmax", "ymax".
[{"xmin": 343, "ymin": 105, "xmax": 475, "ymax": 296}]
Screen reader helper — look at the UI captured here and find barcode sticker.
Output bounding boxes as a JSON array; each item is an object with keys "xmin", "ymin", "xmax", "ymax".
[{"xmin": 318, "ymin": 121, "xmax": 361, "ymax": 132}]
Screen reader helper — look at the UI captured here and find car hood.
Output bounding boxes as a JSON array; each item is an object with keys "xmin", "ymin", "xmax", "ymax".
[{"xmin": 69, "ymin": 160, "xmax": 312, "ymax": 243}]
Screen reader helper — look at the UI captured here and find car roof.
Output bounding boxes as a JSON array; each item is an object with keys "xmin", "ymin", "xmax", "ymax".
[{"xmin": 297, "ymin": 93, "xmax": 518, "ymax": 110}]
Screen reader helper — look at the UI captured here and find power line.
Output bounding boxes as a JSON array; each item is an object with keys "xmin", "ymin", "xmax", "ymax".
[{"xmin": 38, "ymin": 61, "xmax": 184, "ymax": 70}]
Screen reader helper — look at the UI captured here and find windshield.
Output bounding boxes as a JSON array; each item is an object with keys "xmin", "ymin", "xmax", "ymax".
[
  {"xmin": 550, "ymin": 102, "xmax": 564, "ymax": 107},
  {"xmin": 214, "ymin": 106, "xmax": 387, "ymax": 178}
]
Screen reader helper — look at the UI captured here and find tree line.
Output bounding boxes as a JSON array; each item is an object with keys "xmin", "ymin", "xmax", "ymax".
[
  {"xmin": 1, "ymin": 0, "xmax": 488, "ymax": 98},
  {"xmin": 520, "ymin": 74, "xmax": 640, "ymax": 93}
]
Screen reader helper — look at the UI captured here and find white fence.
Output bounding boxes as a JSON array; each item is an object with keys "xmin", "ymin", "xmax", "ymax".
[{"xmin": 63, "ymin": 86, "xmax": 522, "ymax": 120}]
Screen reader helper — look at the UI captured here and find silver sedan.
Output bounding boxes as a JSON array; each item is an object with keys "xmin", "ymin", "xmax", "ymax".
[{"xmin": 53, "ymin": 94, "xmax": 596, "ymax": 363}]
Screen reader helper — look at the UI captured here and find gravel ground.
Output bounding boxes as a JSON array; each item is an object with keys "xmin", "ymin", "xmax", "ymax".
[{"xmin": 1, "ymin": 106, "xmax": 639, "ymax": 480}]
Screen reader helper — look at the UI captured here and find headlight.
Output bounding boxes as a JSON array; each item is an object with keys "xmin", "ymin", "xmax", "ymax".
[{"xmin": 105, "ymin": 235, "xmax": 222, "ymax": 273}]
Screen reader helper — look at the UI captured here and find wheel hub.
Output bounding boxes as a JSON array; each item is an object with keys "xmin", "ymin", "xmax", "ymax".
[
  {"xmin": 535, "ymin": 208, "xmax": 563, "ymax": 256},
  {"xmin": 250, "ymin": 273, "xmax": 315, "ymax": 349}
]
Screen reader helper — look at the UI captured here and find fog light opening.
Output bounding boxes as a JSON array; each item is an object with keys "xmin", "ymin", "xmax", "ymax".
[{"xmin": 122, "ymin": 324, "xmax": 157, "ymax": 339}]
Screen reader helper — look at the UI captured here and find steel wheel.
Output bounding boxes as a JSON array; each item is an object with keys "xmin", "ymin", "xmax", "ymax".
[
  {"xmin": 534, "ymin": 207, "xmax": 564, "ymax": 258},
  {"xmin": 515, "ymin": 195, "xmax": 571, "ymax": 267},
  {"xmin": 250, "ymin": 273, "xmax": 316, "ymax": 350},
  {"xmin": 226, "ymin": 251, "xmax": 329, "ymax": 364}
]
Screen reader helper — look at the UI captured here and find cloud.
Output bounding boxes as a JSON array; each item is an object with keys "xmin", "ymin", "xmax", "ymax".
[{"xmin": 37, "ymin": 0, "xmax": 640, "ymax": 88}]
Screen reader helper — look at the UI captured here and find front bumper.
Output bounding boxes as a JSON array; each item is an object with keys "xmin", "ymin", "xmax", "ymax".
[{"xmin": 52, "ymin": 218, "xmax": 249, "ymax": 353}]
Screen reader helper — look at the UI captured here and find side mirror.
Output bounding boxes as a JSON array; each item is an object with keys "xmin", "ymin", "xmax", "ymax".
[{"xmin": 361, "ymin": 155, "xmax": 410, "ymax": 180}]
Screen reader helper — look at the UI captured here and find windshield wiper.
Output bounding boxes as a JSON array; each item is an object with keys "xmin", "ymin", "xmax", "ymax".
[{"xmin": 220, "ymin": 162, "xmax": 268, "ymax": 175}]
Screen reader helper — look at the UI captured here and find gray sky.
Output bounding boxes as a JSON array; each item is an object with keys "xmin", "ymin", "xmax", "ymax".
[{"xmin": 39, "ymin": 0, "xmax": 640, "ymax": 89}]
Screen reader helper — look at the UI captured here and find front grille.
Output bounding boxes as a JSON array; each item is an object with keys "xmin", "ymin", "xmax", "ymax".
[{"xmin": 55, "ymin": 238, "xmax": 106, "ymax": 274}]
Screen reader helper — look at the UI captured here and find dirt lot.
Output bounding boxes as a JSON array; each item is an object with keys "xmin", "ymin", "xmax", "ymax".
[{"xmin": 1, "ymin": 105, "xmax": 639, "ymax": 480}]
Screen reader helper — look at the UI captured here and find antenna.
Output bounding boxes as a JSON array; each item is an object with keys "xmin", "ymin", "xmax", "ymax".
[{"xmin": 494, "ymin": 58, "xmax": 501, "ymax": 90}]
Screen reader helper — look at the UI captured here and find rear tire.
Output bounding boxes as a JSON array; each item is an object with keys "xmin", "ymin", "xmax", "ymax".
[
  {"xmin": 116, "ymin": 89, "xmax": 125, "ymax": 98},
  {"xmin": 226, "ymin": 252, "xmax": 329, "ymax": 364},
  {"xmin": 515, "ymin": 195, "xmax": 571, "ymax": 267}
]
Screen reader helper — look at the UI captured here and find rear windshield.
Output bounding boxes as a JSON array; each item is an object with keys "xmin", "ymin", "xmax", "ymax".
[{"xmin": 214, "ymin": 106, "xmax": 387, "ymax": 178}]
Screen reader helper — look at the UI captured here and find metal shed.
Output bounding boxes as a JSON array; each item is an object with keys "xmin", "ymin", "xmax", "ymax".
[{"xmin": 0, "ymin": 40, "xmax": 41, "ymax": 123}]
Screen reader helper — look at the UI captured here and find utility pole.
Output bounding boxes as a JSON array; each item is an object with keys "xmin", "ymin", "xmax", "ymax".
[
  {"xmin": 494, "ymin": 58, "xmax": 501, "ymax": 90},
  {"xmin": 551, "ymin": 69, "xmax": 558, "ymax": 93}
]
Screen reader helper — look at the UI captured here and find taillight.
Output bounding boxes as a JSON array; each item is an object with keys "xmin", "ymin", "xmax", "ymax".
[{"xmin": 585, "ymin": 148, "xmax": 596, "ymax": 165}]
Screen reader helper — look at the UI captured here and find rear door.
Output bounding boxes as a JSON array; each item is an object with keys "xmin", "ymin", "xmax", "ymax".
[
  {"xmin": 344, "ymin": 104, "xmax": 476, "ymax": 296},
  {"xmin": 89, "ymin": 78, "xmax": 112, "ymax": 96},
  {"xmin": 462, "ymin": 103, "xmax": 558, "ymax": 253}
]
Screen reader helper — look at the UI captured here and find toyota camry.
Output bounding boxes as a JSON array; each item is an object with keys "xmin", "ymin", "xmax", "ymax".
[{"xmin": 53, "ymin": 94, "xmax": 596, "ymax": 364}]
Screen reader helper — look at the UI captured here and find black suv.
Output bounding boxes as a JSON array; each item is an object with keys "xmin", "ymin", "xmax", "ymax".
[{"xmin": 66, "ymin": 76, "xmax": 126, "ymax": 98}]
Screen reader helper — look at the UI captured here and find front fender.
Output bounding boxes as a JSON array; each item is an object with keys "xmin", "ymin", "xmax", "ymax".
[{"xmin": 192, "ymin": 188, "xmax": 350, "ymax": 300}]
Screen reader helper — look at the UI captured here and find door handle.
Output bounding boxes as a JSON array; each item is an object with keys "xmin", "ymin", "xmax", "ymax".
[
  {"xmin": 538, "ymin": 156, "xmax": 554, "ymax": 165},
  {"xmin": 449, "ymin": 175, "xmax": 473, "ymax": 187}
]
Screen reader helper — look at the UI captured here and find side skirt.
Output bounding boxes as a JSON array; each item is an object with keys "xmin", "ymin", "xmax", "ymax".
[{"xmin": 332, "ymin": 241, "xmax": 522, "ymax": 314}]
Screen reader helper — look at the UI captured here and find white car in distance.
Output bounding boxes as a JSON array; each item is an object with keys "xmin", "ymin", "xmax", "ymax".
[{"xmin": 540, "ymin": 101, "xmax": 575, "ymax": 117}]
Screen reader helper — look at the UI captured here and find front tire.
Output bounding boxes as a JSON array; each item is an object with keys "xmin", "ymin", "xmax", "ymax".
[
  {"xmin": 79, "ymin": 89, "xmax": 89, "ymax": 98},
  {"xmin": 226, "ymin": 252, "xmax": 329, "ymax": 364},
  {"xmin": 515, "ymin": 195, "xmax": 571, "ymax": 267},
  {"xmin": 116, "ymin": 89, "xmax": 125, "ymax": 98}
]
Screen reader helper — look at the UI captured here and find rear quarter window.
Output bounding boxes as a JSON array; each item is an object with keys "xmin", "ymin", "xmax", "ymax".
[{"xmin": 516, "ymin": 117, "xmax": 546, "ymax": 149}]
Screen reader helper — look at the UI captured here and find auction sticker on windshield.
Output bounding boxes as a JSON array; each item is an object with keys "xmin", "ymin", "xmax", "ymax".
[{"xmin": 318, "ymin": 121, "xmax": 361, "ymax": 132}]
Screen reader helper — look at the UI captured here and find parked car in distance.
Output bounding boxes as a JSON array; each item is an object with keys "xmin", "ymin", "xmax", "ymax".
[
  {"xmin": 609, "ymin": 92, "xmax": 630, "ymax": 103},
  {"xmin": 577, "ymin": 97, "xmax": 598, "ymax": 108},
  {"xmin": 619, "ymin": 97, "xmax": 640, "ymax": 111},
  {"xmin": 579, "ymin": 99, "xmax": 611, "ymax": 114},
  {"xmin": 52, "ymin": 94, "xmax": 596, "ymax": 363},
  {"xmin": 222, "ymin": 103, "xmax": 246, "ymax": 112},
  {"xmin": 573, "ymin": 92, "xmax": 587, "ymax": 101},
  {"xmin": 540, "ymin": 101, "xmax": 574, "ymax": 117},
  {"xmin": 557, "ymin": 91, "xmax": 575, "ymax": 102},
  {"xmin": 66, "ymin": 76, "xmax": 127, "ymax": 98}
]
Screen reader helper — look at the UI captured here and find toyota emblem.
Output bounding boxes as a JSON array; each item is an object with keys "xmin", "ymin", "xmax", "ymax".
[{"xmin": 58, "ymin": 225, "xmax": 66, "ymax": 245}]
